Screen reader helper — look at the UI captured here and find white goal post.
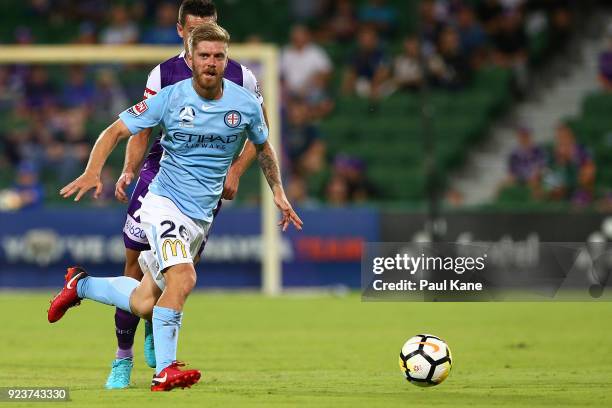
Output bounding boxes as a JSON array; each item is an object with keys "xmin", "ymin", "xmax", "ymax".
[{"xmin": 0, "ymin": 45, "xmax": 282, "ymax": 295}]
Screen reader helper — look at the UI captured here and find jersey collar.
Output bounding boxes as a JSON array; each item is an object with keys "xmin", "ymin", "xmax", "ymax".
[{"xmin": 179, "ymin": 50, "xmax": 192, "ymax": 72}]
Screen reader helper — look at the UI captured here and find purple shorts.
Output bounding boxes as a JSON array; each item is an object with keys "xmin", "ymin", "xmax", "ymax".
[{"xmin": 122, "ymin": 177, "xmax": 222, "ymax": 257}]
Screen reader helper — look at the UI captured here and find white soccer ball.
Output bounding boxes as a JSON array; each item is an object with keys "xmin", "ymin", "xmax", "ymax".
[{"xmin": 399, "ymin": 334, "xmax": 452, "ymax": 387}]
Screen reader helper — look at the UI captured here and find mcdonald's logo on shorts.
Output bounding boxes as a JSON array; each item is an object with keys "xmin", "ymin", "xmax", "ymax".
[{"xmin": 161, "ymin": 239, "xmax": 187, "ymax": 261}]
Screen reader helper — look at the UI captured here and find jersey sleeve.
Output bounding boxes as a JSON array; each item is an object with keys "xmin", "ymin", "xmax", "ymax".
[
  {"xmin": 242, "ymin": 65, "xmax": 264, "ymax": 105},
  {"xmin": 143, "ymin": 64, "xmax": 162, "ymax": 99},
  {"xmin": 118, "ymin": 88, "xmax": 169, "ymax": 135},
  {"xmin": 246, "ymin": 102, "xmax": 268, "ymax": 145}
]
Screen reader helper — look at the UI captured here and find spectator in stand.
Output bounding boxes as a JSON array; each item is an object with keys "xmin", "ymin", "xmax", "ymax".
[
  {"xmin": 289, "ymin": 0, "xmax": 325, "ymax": 23},
  {"xmin": 283, "ymin": 98, "xmax": 326, "ymax": 176},
  {"xmin": 502, "ymin": 126, "xmax": 546, "ymax": 195},
  {"xmin": 325, "ymin": 174, "xmax": 350, "ymax": 206},
  {"xmin": 0, "ymin": 66, "xmax": 22, "ymax": 111},
  {"xmin": 27, "ymin": 0, "xmax": 51, "ymax": 17},
  {"xmin": 329, "ymin": 154, "xmax": 378, "ymax": 203},
  {"xmin": 492, "ymin": 10, "xmax": 528, "ymax": 92},
  {"xmin": 456, "ymin": 6, "xmax": 488, "ymax": 67},
  {"xmin": 542, "ymin": 124, "xmax": 596, "ymax": 205},
  {"xmin": 428, "ymin": 26, "xmax": 472, "ymax": 90},
  {"xmin": 24, "ymin": 66, "xmax": 56, "ymax": 110},
  {"xmin": 390, "ymin": 35, "xmax": 424, "ymax": 93},
  {"xmin": 527, "ymin": 0, "xmax": 573, "ymax": 52},
  {"xmin": 342, "ymin": 26, "xmax": 390, "ymax": 99},
  {"xmin": 93, "ymin": 68, "xmax": 129, "ymax": 121},
  {"xmin": 323, "ymin": 0, "xmax": 358, "ymax": 44},
  {"xmin": 64, "ymin": 0, "xmax": 111, "ymax": 23},
  {"xmin": 419, "ymin": 0, "xmax": 446, "ymax": 56},
  {"xmin": 492, "ymin": 10, "xmax": 527, "ymax": 66},
  {"xmin": 74, "ymin": 22, "xmax": 98, "ymax": 44},
  {"xmin": 477, "ymin": 0, "xmax": 503, "ymax": 35},
  {"xmin": 61, "ymin": 65, "xmax": 95, "ymax": 109},
  {"xmin": 499, "ymin": 0, "xmax": 526, "ymax": 12},
  {"xmin": 2, "ymin": 103, "xmax": 31, "ymax": 167},
  {"xmin": 281, "ymin": 25, "xmax": 332, "ymax": 99},
  {"xmin": 15, "ymin": 26, "xmax": 35, "ymax": 45},
  {"xmin": 286, "ymin": 174, "xmax": 318, "ymax": 208},
  {"xmin": 142, "ymin": 2, "xmax": 182, "ymax": 45},
  {"xmin": 598, "ymin": 25, "xmax": 612, "ymax": 91},
  {"xmin": 99, "ymin": 4, "xmax": 139, "ymax": 45},
  {"xmin": 304, "ymin": 73, "xmax": 335, "ymax": 120},
  {"xmin": 358, "ymin": 0, "xmax": 398, "ymax": 38},
  {"xmin": 40, "ymin": 108, "xmax": 90, "ymax": 182},
  {"xmin": 1, "ymin": 161, "xmax": 44, "ymax": 210}
]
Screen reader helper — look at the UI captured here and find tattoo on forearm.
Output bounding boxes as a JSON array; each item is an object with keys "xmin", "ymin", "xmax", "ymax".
[{"xmin": 257, "ymin": 144, "xmax": 281, "ymax": 190}]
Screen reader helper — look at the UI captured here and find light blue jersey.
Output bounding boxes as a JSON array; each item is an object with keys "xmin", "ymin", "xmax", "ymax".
[{"xmin": 119, "ymin": 78, "xmax": 268, "ymax": 221}]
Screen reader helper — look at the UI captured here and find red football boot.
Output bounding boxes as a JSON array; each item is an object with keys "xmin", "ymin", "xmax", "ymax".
[
  {"xmin": 47, "ymin": 266, "xmax": 88, "ymax": 323},
  {"xmin": 151, "ymin": 361, "xmax": 201, "ymax": 391}
]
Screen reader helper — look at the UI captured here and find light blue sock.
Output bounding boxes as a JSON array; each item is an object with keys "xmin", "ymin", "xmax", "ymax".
[
  {"xmin": 76, "ymin": 276, "xmax": 138, "ymax": 313},
  {"xmin": 152, "ymin": 305, "xmax": 183, "ymax": 374}
]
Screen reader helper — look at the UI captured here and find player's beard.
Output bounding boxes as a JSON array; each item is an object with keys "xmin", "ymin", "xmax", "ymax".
[{"xmin": 195, "ymin": 67, "xmax": 223, "ymax": 94}]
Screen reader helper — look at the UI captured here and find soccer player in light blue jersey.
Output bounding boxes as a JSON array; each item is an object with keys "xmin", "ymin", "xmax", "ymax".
[{"xmin": 48, "ymin": 23, "xmax": 302, "ymax": 392}]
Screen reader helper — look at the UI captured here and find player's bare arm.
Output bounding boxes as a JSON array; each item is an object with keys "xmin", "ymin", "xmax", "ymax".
[
  {"xmin": 255, "ymin": 140, "xmax": 303, "ymax": 231},
  {"xmin": 115, "ymin": 127, "xmax": 153, "ymax": 203},
  {"xmin": 60, "ymin": 119, "xmax": 132, "ymax": 202}
]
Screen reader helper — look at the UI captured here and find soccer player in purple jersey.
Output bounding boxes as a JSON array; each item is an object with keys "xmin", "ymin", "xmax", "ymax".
[{"xmin": 106, "ymin": 0, "xmax": 267, "ymax": 389}]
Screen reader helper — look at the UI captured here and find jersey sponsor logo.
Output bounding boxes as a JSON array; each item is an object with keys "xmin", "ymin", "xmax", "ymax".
[
  {"xmin": 143, "ymin": 88, "xmax": 157, "ymax": 99},
  {"xmin": 224, "ymin": 110, "xmax": 242, "ymax": 128},
  {"xmin": 127, "ymin": 101, "xmax": 149, "ymax": 117},
  {"xmin": 173, "ymin": 132, "xmax": 239, "ymax": 143},
  {"xmin": 161, "ymin": 238, "xmax": 187, "ymax": 261},
  {"xmin": 179, "ymin": 106, "xmax": 196, "ymax": 127},
  {"xmin": 124, "ymin": 215, "xmax": 148, "ymax": 242}
]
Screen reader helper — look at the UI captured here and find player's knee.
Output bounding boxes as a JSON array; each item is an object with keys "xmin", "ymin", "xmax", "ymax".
[
  {"xmin": 129, "ymin": 296, "xmax": 154, "ymax": 320},
  {"xmin": 139, "ymin": 308, "xmax": 153, "ymax": 322},
  {"xmin": 180, "ymin": 267, "xmax": 197, "ymax": 295},
  {"xmin": 165, "ymin": 264, "xmax": 197, "ymax": 297},
  {"xmin": 128, "ymin": 287, "xmax": 155, "ymax": 319}
]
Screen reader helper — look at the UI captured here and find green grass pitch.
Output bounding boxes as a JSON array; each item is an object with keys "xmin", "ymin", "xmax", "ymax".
[{"xmin": 0, "ymin": 292, "xmax": 610, "ymax": 407}]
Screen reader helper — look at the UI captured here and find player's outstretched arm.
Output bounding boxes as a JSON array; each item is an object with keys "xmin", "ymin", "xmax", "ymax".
[
  {"xmin": 60, "ymin": 119, "xmax": 133, "ymax": 202},
  {"xmin": 255, "ymin": 140, "xmax": 303, "ymax": 231},
  {"xmin": 115, "ymin": 127, "xmax": 153, "ymax": 203}
]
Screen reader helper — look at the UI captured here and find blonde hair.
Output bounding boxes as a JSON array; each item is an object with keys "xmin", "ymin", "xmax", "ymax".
[{"xmin": 188, "ymin": 22, "xmax": 230, "ymax": 54}]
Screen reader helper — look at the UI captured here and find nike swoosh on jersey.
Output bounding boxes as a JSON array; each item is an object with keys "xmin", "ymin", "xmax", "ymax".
[{"xmin": 201, "ymin": 105, "xmax": 215, "ymax": 111}]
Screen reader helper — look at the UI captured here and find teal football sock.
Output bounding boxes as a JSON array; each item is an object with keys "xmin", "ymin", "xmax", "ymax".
[
  {"xmin": 152, "ymin": 305, "xmax": 183, "ymax": 374},
  {"xmin": 76, "ymin": 276, "xmax": 139, "ymax": 313}
]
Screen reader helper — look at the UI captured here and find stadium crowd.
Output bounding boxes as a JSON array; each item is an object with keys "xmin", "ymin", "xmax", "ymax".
[{"xmin": 0, "ymin": 0, "xmax": 580, "ymax": 209}]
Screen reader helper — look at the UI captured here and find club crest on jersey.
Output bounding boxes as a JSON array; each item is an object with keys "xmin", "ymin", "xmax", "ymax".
[
  {"xmin": 179, "ymin": 106, "xmax": 196, "ymax": 127},
  {"xmin": 224, "ymin": 111, "xmax": 242, "ymax": 128},
  {"xmin": 127, "ymin": 101, "xmax": 148, "ymax": 117}
]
